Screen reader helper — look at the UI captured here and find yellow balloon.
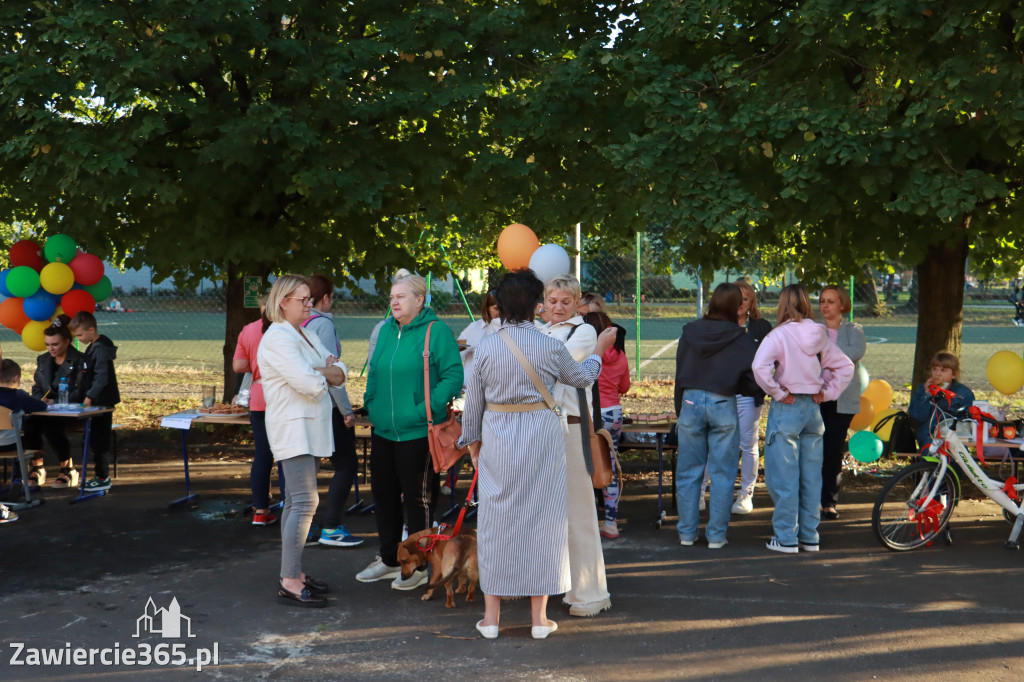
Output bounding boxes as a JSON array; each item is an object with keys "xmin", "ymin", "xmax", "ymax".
[
  {"xmin": 849, "ymin": 396, "xmax": 876, "ymax": 432},
  {"xmin": 986, "ymin": 350, "xmax": 1024, "ymax": 395},
  {"xmin": 862, "ymin": 379, "xmax": 894, "ymax": 413},
  {"xmin": 39, "ymin": 261, "xmax": 75, "ymax": 295},
  {"xmin": 21, "ymin": 320, "xmax": 49, "ymax": 351},
  {"xmin": 869, "ymin": 407, "xmax": 901, "ymax": 440}
]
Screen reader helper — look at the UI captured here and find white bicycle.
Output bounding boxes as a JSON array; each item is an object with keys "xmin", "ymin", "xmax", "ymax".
[{"xmin": 872, "ymin": 384, "xmax": 1024, "ymax": 551}]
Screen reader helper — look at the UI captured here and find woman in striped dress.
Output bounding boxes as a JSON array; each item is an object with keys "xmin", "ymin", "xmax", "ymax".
[{"xmin": 461, "ymin": 270, "xmax": 617, "ymax": 640}]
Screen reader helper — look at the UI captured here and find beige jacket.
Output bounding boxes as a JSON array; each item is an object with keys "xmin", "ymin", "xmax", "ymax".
[{"xmin": 257, "ymin": 321, "xmax": 348, "ymax": 461}]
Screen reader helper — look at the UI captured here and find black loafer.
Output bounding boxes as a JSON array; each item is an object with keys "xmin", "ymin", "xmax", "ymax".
[
  {"xmin": 821, "ymin": 508, "xmax": 840, "ymax": 520},
  {"xmin": 277, "ymin": 584, "xmax": 327, "ymax": 608},
  {"xmin": 303, "ymin": 575, "xmax": 329, "ymax": 594}
]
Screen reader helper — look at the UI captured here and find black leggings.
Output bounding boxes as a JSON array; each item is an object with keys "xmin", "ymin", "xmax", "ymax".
[
  {"xmin": 820, "ymin": 401, "xmax": 854, "ymax": 508},
  {"xmin": 369, "ymin": 434, "xmax": 437, "ymax": 566},
  {"xmin": 317, "ymin": 409, "xmax": 358, "ymax": 529}
]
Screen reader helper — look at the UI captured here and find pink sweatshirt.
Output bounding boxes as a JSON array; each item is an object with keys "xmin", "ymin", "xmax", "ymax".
[{"xmin": 752, "ymin": 319, "xmax": 854, "ymax": 402}]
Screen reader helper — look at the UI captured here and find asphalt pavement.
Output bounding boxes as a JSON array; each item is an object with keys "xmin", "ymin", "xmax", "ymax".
[{"xmin": 2, "ymin": 457, "xmax": 1023, "ymax": 681}]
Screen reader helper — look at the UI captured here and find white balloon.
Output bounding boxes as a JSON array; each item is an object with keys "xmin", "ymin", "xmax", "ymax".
[{"xmin": 528, "ymin": 244, "xmax": 572, "ymax": 285}]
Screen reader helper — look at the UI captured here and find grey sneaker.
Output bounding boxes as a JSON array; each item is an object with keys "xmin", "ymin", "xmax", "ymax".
[
  {"xmin": 390, "ymin": 569, "xmax": 429, "ymax": 591},
  {"xmin": 355, "ymin": 557, "xmax": 401, "ymax": 583}
]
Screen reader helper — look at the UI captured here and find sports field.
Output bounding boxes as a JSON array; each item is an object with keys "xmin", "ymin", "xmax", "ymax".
[{"xmin": 3, "ymin": 308, "xmax": 1022, "ymax": 392}]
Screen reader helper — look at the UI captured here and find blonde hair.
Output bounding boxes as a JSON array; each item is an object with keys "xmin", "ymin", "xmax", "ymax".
[
  {"xmin": 393, "ymin": 269, "xmax": 428, "ymax": 301},
  {"xmin": 543, "ymin": 274, "xmax": 581, "ymax": 302},
  {"xmin": 775, "ymin": 284, "xmax": 815, "ymax": 326},
  {"xmin": 733, "ymin": 279, "xmax": 761, "ymax": 319},
  {"xmin": 266, "ymin": 274, "xmax": 311, "ymax": 324}
]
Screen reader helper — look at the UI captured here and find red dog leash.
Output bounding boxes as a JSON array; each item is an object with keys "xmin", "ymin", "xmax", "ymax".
[{"xmin": 416, "ymin": 468, "xmax": 478, "ymax": 553}]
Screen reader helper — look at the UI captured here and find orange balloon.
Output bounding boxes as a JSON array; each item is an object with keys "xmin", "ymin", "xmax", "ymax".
[
  {"xmin": 849, "ymin": 396, "xmax": 876, "ymax": 432},
  {"xmin": 0, "ymin": 297, "xmax": 30, "ymax": 333},
  {"xmin": 497, "ymin": 223, "xmax": 540, "ymax": 270}
]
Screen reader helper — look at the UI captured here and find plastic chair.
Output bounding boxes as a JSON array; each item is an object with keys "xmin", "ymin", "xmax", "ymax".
[{"xmin": 0, "ymin": 407, "xmax": 44, "ymax": 510}]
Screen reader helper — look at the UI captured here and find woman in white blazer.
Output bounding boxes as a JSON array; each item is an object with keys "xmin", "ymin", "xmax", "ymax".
[{"xmin": 257, "ymin": 275, "xmax": 348, "ymax": 608}]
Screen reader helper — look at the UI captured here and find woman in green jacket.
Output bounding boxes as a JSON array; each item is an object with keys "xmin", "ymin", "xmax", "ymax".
[{"xmin": 355, "ymin": 270, "xmax": 464, "ymax": 589}]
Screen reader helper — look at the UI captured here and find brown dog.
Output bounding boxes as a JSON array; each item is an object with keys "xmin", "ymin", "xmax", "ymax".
[{"xmin": 396, "ymin": 527, "xmax": 478, "ymax": 608}]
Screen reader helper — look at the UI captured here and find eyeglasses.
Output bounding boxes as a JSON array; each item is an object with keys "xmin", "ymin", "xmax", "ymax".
[{"xmin": 286, "ymin": 296, "xmax": 313, "ymax": 306}]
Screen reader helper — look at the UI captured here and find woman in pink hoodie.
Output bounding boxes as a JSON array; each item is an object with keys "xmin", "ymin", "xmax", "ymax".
[{"xmin": 752, "ymin": 284, "xmax": 853, "ymax": 554}]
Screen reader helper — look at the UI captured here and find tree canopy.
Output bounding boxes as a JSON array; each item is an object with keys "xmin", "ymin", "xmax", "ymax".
[{"xmin": 600, "ymin": 1, "xmax": 1024, "ymax": 380}]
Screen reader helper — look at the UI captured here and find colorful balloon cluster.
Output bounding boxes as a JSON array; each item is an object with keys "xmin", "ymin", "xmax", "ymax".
[
  {"xmin": 0, "ymin": 235, "xmax": 112, "ymax": 351},
  {"xmin": 848, "ymin": 372, "xmax": 894, "ymax": 464},
  {"xmin": 496, "ymin": 223, "xmax": 572, "ymax": 284}
]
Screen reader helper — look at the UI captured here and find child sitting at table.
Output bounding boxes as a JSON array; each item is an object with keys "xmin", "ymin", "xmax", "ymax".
[
  {"xmin": 907, "ymin": 350, "xmax": 974, "ymax": 449},
  {"xmin": 0, "ymin": 359, "xmax": 48, "ymax": 488},
  {"xmin": 69, "ymin": 311, "xmax": 121, "ymax": 492}
]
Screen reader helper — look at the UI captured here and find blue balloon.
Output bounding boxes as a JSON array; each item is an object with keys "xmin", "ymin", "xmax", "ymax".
[
  {"xmin": 0, "ymin": 270, "xmax": 10, "ymax": 298},
  {"xmin": 23, "ymin": 290, "xmax": 57, "ymax": 321}
]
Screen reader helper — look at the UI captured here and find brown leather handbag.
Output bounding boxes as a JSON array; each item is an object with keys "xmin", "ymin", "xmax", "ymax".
[
  {"xmin": 577, "ymin": 388, "xmax": 615, "ymax": 489},
  {"xmin": 424, "ymin": 321, "xmax": 468, "ymax": 473}
]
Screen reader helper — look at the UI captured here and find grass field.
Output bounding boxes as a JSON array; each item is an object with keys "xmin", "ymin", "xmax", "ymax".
[{"xmin": 4, "ymin": 306, "xmax": 1024, "ymax": 414}]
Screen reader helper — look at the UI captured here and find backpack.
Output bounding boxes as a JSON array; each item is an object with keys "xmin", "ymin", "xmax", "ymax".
[{"xmin": 873, "ymin": 410, "xmax": 918, "ymax": 456}]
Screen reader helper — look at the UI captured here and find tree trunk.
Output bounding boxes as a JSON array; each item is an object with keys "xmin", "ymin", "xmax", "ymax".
[
  {"xmin": 223, "ymin": 262, "xmax": 263, "ymax": 402},
  {"xmin": 912, "ymin": 231, "xmax": 969, "ymax": 386},
  {"xmin": 854, "ymin": 264, "xmax": 880, "ymax": 313}
]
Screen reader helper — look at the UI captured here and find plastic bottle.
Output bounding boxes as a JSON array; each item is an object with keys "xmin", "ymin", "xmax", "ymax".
[
  {"xmin": 59, "ymin": 377, "xmax": 69, "ymax": 406},
  {"xmin": 236, "ymin": 372, "xmax": 253, "ymax": 408}
]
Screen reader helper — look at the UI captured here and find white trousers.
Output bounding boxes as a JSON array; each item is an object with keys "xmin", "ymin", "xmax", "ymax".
[{"xmin": 564, "ymin": 423, "xmax": 610, "ymax": 605}]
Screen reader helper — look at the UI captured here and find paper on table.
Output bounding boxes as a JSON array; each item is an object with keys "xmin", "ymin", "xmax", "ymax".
[{"xmin": 161, "ymin": 411, "xmax": 196, "ymax": 430}]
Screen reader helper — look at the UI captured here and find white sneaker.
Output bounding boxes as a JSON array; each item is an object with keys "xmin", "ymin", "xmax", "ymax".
[
  {"xmin": 391, "ymin": 570, "xmax": 429, "ymax": 591},
  {"xmin": 355, "ymin": 557, "xmax": 401, "ymax": 583},
  {"xmin": 766, "ymin": 537, "xmax": 799, "ymax": 554},
  {"xmin": 568, "ymin": 597, "xmax": 611, "ymax": 617},
  {"xmin": 707, "ymin": 539, "xmax": 728, "ymax": 549},
  {"xmin": 799, "ymin": 542, "xmax": 820, "ymax": 552},
  {"xmin": 731, "ymin": 493, "xmax": 754, "ymax": 515}
]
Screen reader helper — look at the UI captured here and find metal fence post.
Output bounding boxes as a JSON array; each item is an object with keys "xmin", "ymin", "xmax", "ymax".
[
  {"xmin": 635, "ymin": 231, "xmax": 642, "ymax": 381},
  {"xmin": 849, "ymin": 275, "xmax": 855, "ymax": 322}
]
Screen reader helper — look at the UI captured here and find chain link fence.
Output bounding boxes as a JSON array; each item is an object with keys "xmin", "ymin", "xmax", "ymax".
[{"xmin": 1, "ymin": 255, "xmax": 1018, "ymax": 399}]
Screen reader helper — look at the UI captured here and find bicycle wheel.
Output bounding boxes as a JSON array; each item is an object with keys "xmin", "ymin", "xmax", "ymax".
[{"xmin": 872, "ymin": 461, "xmax": 958, "ymax": 551}]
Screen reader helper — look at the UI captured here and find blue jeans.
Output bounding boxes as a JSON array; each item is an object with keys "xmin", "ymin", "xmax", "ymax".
[
  {"xmin": 763, "ymin": 396, "xmax": 825, "ymax": 546},
  {"xmin": 675, "ymin": 389, "xmax": 740, "ymax": 544}
]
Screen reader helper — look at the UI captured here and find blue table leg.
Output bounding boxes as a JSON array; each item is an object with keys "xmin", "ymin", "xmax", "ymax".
[
  {"xmin": 170, "ymin": 429, "xmax": 198, "ymax": 507},
  {"xmin": 71, "ymin": 417, "xmax": 107, "ymax": 505}
]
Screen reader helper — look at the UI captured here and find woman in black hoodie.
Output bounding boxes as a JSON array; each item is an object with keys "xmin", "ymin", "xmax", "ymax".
[{"xmin": 674, "ymin": 283, "xmax": 759, "ymax": 549}]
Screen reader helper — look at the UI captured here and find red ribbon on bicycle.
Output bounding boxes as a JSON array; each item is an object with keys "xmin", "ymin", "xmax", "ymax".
[
  {"xmin": 968, "ymin": 405, "xmax": 995, "ymax": 466},
  {"xmin": 416, "ymin": 468, "xmax": 478, "ymax": 554}
]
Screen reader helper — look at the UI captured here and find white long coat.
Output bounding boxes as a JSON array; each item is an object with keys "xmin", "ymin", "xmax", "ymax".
[{"xmin": 257, "ymin": 321, "xmax": 346, "ymax": 461}]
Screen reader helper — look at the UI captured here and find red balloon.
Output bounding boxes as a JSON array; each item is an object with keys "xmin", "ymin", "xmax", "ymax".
[
  {"xmin": 0, "ymin": 297, "xmax": 30, "ymax": 333},
  {"xmin": 69, "ymin": 252, "xmax": 104, "ymax": 286},
  {"xmin": 60, "ymin": 289, "xmax": 96, "ymax": 317},
  {"xmin": 9, "ymin": 240, "xmax": 43, "ymax": 271}
]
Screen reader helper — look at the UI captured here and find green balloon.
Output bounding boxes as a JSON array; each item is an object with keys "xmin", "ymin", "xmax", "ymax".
[
  {"xmin": 84, "ymin": 275, "xmax": 112, "ymax": 302},
  {"xmin": 43, "ymin": 233, "xmax": 77, "ymax": 263},
  {"xmin": 6, "ymin": 265, "xmax": 41, "ymax": 297},
  {"xmin": 849, "ymin": 430, "xmax": 884, "ymax": 464}
]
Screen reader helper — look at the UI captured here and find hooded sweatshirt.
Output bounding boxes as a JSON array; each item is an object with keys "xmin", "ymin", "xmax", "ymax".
[
  {"xmin": 674, "ymin": 318, "xmax": 759, "ymax": 414},
  {"xmin": 82, "ymin": 334, "xmax": 121, "ymax": 407},
  {"xmin": 364, "ymin": 307, "xmax": 464, "ymax": 442},
  {"xmin": 752, "ymin": 319, "xmax": 854, "ymax": 402}
]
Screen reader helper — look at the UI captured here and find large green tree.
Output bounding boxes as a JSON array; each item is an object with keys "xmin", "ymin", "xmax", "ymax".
[
  {"xmin": 0, "ymin": 0, "xmax": 623, "ymax": 391},
  {"xmin": 602, "ymin": 1, "xmax": 1024, "ymax": 382}
]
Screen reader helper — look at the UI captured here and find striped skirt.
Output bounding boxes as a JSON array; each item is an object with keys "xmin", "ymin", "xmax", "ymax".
[{"xmin": 477, "ymin": 409, "xmax": 570, "ymax": 596}]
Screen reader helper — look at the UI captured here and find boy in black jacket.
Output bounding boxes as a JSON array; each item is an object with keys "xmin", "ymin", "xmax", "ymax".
[
  {"xmin": 69, "ymin": 311, "xmax": 121, "ymax": 492},
  {"xmin": 0, "ymin": 359, "xmax": 48, "ymax": 500}
]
